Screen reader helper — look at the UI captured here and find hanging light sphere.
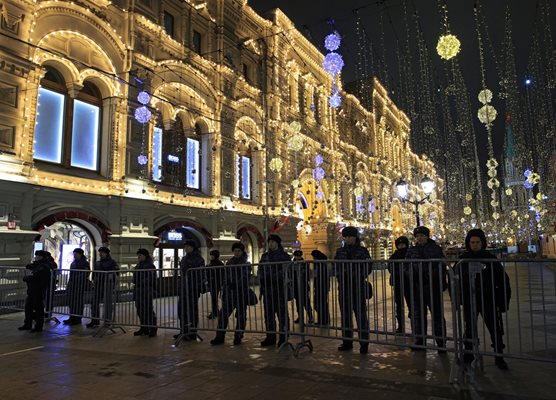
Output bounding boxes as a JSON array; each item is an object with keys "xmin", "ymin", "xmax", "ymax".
[
  {"xmin": 269, "ymin": 158, "xmax": 283, "ymax": 172},
  {"xmin": 289, "ymin": 120, "xmax": 302, "ymax": 133},
  {"xmin": 291, "ymin": 179, "xmax": 300, "ymax": 188},
  {"xmin": 329, "ymin": 92, "xmax": 342, "ymax": 108},
  {"xmin": 137, "ymin": 154, "xmax": 148, "ymax": 165},
  {"xmin": 137, "ymin": 91, "xmax": 151, "ymax": 105},
  {"xmin": 289, "ymin": 135, "xmax": 304, "ymax": 152},
  {"xmin": 322, "ymin": 52, "xmax": 344, "ymax": 76},
  {"xmin": 465, "ymin": 193, "xmax": 473, "ymax": 201},
  {"xmin": 505, "ymin": 188, "xmax": 513, "ymax": 196},
  {"xmin": 353, "ymin": 187, "xmax": 364, "ymax": 197},
  {"xmin": 478, "ymin": 89, "xmax": 493, "ymax": 104},
  {"xmin": 492, "ymin": 212, "xmax": 500, "ymax": 220},
  {"xmin": 478, "ymin": 104, "xmax": 497, "ymax": 124},
  {"xmin": 486, "ymin": 158, "xmax": 498, "ymax": 169},
  {"xmin": 313, "ymin": 167, "xmax": 325, "ymax": 181},
  {"xmin": 527, "ymin": 172, "xmax": 540, "ymax": 185},
  {"xmin": 314, "ymin": 154, "xmax": 324, "ymax": 166},
  {"xmin": 324, "ymin": 32, "xmax": 341, "ymax": 51},
  {"xmin": 436, "ymin": 34, "xmax": 461, "ymax": 60},
  {"xmin": 135, "ymin": 106, "xmax": 152, "ymax": 124},
  {"xmin": 316, "ymin": 191, "xmax": 325, "ymax": 200},
  {"xmin": 463, "ymin": 206, "xmax": 472, "ymax": 216}
]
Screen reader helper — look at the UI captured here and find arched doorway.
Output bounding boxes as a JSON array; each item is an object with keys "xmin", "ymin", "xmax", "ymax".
[{"xmin": 236, "ymin": 225, "xmax": 264, "ymax": 266}]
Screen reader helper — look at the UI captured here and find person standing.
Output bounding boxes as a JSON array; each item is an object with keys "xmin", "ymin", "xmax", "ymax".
[
  {"xmin": 210, "ymin": 242, "xmax": 252, "ymax": 346},
  {"xmin": 258, "ymin": 234, "xmax": 291, "ymax": 347},
  {"xmin": 178, "ymin": 240, "xmax": 205, "ymax": 339},
  {"xmin": 43, "ymin": 251, "xmax": 58, "ymax": 320},
  {"xmin": 63, "ymin": 248, "xmax": 90, "ymax": 325},
  {"xmin": 334, "ymin": 226, "xmax": 373, "ymax": 354},
  {"xmin": 292, "ymin": 250, "xmax": 314, "ymax": 324},
  {"xmin": 456, "ymin": 229, "xmax": 509, "ymax": 370},
  {"xmin": 207, "ymin": 249, "xmax": 224, "ymax": 320},
  {"xmin": 311, "ymin": 250, "xmax": 330, "ymax": 326},
  {"xmin": 19, "ymin": 250, "xmax": 52, "ymax": 332},
  {"xmin": 133, "ymin": 249, "xmax": 157, "ymax": 337},
  {"xmin": 87, "ymin": 247, "xmax": 119, "ymax": 328},
  {"xmin": 405, "ymin": 226, "xmax": 447, "ymax": 350},
  {"xmin": 388, "ymin": 236, "xmax": 410, "ymax": 333}
]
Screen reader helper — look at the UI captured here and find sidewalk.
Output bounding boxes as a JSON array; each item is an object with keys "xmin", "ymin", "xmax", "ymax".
[{"xmin": 0, "ymin": 314, "xmax": 554, "ymax": 400}]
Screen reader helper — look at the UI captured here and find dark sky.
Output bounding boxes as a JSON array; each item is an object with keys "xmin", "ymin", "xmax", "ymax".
[{"xmin": 248, "ymin": 0, "xmax": 555, "ymax": 161}]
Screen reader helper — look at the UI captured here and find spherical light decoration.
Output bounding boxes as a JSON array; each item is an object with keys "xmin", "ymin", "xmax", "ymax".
[
  {"xmin": 316, "ymin": 191, "xmax": 325, "ymax": 200},
  {"xmin": 536, "ymin": 192, "xmax": 544, "ymax": 201},
  {"xmin": 505, "ymin": 188, "xmax": 513, "ymax": 196},
  {"xmin": 478, "ymin": 104, "xmax": 497, "ymax": 125},
  {"xmin": 478, "ymin": 89, "xmax": 493, "ymax": 104},
  {"xmin": 135, "ymin": 106, "xmax": 152, "ymax": 124},
  {"xmin": 353, "ymin": 187, "xmax": 364, "ymax": 197},
  {"xmin": 313, "ymin": 167, "xmax": 325, "ymax": 181},
  {"xmin": 314, "ymin": 154, "xmax": 324, "ymax": 166},
  {"xmin": 492, "ymin": 212, "xmax": 500, "ymax": 220},
  {"xmin": 329, "ymin": 92, "xmax": 342, "ymax": 108},
  {"xmin": 436, "ymin": 34, "xmax": 461, "ymax": 60},
  {"xmin": 269, "ymin": 158, "xmax": 283, "ymax": 172},
  {"xmin": 137, "ymin": 154, "xmax": 148, "ymax": 165},
  {"xmin": 289, "ymin": 135, "xmax": 304, "ymax": 151},
  {"xmin": 324, "ymin": 32, "xmax": 341, "ymax": 51},
  {"xmin": 487, "ymin": 178, "xmax": 500, "ymax": 189},
  {"xmin": 463, "ymin": 206, "xmax": 472, "ymax": 215},
  {"xmin": 523, "ymin": 180, "xmax": 534, "ymax": 189},
  {"xmin": 322, "ymin": 52, "xmax": 344, "ymax": 76},
  {"xmin": 290, "ymin": 120, "xmax": 302, "ymax": 133},
  {"xmin": 465, "ymin": 193, "xmax": 473, "ymax": 201},
  {"xmin": 526, "ymin": 172, "xmax": 540, "ymax": 185},
  {"xmin": 490, "ymin": 199, "xmax": 499, "ymax": 207},
  {"xmin": 510, "ymin": 210, "xmax": 518, "ymax": 218},
  {"xmin": 296, "ymin": 221, "xmax": 304, "ymax": 231},
  {"xmin": 460, "ymin": 217, "xmax": 466, "ymax": 223},
  {"xmin": 488, "ymin": 168, "xmax": 497, "ymax": 177},
  {"xmin": 524, "ymin": 169, "xmax": 532, "ymax": 178},
  {"xmin": 486, "ymin": 158, "xmax": 498, "ymax": 169},
  {"xmin": 137, "ymin": 90, "xmax": 151, "ymax": 105}
]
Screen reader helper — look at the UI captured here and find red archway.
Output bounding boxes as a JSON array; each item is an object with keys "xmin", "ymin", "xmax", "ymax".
[
  {"xmin": 154, "ymin": 220, "xmax": 213, "ymax": 247},
  {"xmin": 34, "ymin": 210, "xmax": 112, "ymax": 243}
]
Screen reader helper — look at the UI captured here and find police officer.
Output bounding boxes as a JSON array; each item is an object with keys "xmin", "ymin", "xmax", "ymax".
[
  {"xmin": 258, "ymin": 234, "xmax": 291, "ymax": 347},
  {"xmin": 63, "ymin": 248, "xmax": 90, "ymax": 325},
  {"xmin": 312, "ymin": 250, "xmax": 330, "ymax": 326},
  {"xmin": 19, "ymin": 250, "xmax": 52, "ymax": 332},
  {"xmin": 211, "ymin": 242, "xmax": 251, "ymax": 346},
  {"xmin": 177, "ymin": 239, "xmax": 205, "ymax": 340},
  {"xmin": 207, "ymin": 249, "xmax": 224, "ymax": 319},
  {"xmin": 87, "ymin": 247, "xmax": 119, "ymax": 328},
  {"xmin": 388, "ymin": 236, "xmax": 410, "ymax": 333},
  {"xmin": 292, "ymin": 250, "xmax": 314, "ymax": 324},
  {"xmin": 405, "ymin": 226, "xmax": 446, "ymax": 351},
  {"xmin": 133, "ymin": 249, "xmax": 157, "ymax": 337},
  {"xmin": 334, "ymin": 226, "xmax": 372, "ymax": 354}
]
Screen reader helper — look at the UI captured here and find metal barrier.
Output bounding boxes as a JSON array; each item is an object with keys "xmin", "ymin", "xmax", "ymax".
[{"xmin": 2, "ymin": 257, "xmax": 555, "ymax": 384}]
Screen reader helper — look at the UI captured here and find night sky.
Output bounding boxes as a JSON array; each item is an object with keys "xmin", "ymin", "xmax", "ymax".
[{"xmin": 248, "ymin": 0, "xmax": 555, "ymax": 161}]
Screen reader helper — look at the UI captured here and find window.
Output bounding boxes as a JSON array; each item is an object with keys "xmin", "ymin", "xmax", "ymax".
[
  {"xmin": 235, "ymin": 154, "xmax": 251, "ymax": 199},
  {"xmin": 163, "ymin": 12, "xmax": 174, "ymax": 37},
  {"xmin": 243, "ymin": 63, "xmax": 250, "ymax": 83},
  {"xmin": 152, "ymin": 127, "xmax": 163, "ymax": 181},
  {"xmin": 313, "ymin": 89, "xmax": 320, "ymax": 123},
  {"xmin": 186, "ymin": 137, "xmax": 200, "ymax": 189},
  {"xmin": 33, "ymin": 67, "xmax": 101, "ymax": 171},
  {"xmin": 192, "ymin": 30, "xmax": 202, "ymax": 54},
  {"xmin": 298, "ymin": 79, "xmax": 305, "ymax": 115}
]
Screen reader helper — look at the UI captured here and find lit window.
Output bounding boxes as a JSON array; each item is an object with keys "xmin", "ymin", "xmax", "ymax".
[
  {"xmin": 235, "ymin": 154, "xmax": 240, "ymax": 197},
  {"xmin": 186, "ymin": 137, "xmax": 200, "ymax": 189},
  {"xmin": 33, "ymin": 87, "xmax": 65, "ymax": 164},
  {"xmin": 152, "ymin": 127, "xmax": 163, "ymax": 181},
  {"xmin": 71, "ymin": 100, "xmax": 100, "ymax": 170},
  {"xmin": 235, "ymin": 153, "xmax": 251, "ymax": 199}
]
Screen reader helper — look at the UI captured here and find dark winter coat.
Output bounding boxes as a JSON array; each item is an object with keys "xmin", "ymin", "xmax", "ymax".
[
  {"xmin": 207, "ymin": 258, "xmax": 225, "ymax": 287},
  {"xmin": 93, "ymin": 256, "xmax": 119, "ymax": 283},
  {"xmin": 333, "ymin": 240, "xmax": 373, "ymax": 298},
  {"xmin": 405, "ymin": 239, "xmax": 447, "ymax": 291},
  {"xmin": 133, "ymin": 258, "xmax": 156, "ymax": 298},
  {"xmin": 258, "ymin": 246, "xmax": 291, "ymax": 296},
  {"xmin": 388, "ymin": 248, "xmax": 408, "ymax": 285},
  {"xmin": 24, "ymin": 258, "xmax": 51, "ymax": 290},
  {"xmin": 179, "ymin": 250, "xmax": 205, "ymax": 291},
  {"xmin": 222, "ymin": 252, "xmax": 251, "ymax": 299},
  {"xmin": 67, "ymin": 257, "xmax": 91, "ymax": 291}
]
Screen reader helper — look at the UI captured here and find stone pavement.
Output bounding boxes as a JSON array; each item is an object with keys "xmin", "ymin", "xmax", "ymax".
[{"xmin": 0, "ymin": 314, "xmax": 554, "ymax": 400}]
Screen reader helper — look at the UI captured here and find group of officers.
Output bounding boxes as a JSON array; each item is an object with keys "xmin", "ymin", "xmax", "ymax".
[{"xmin": 18, "ymin": 224, "xmax": 510, "ymax": 369}]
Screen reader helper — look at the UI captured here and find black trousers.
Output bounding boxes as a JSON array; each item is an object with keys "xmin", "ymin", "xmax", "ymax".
[
  {"xmin": 314, "ymin": 278, "xmax": 330, "ymax": 325},
  {"xmin": 67, "ymin": 281, "xmax": 85, "ymax": 317},
  {"xmin": 208, "ymin": 279, "xmax": 222, "ymax": 315},
  {"xmin": 24, "ymin": 286, "xmax": 46, "ymax": 328},
  {"xmin": 216, "ymin": 290, "xmax": 247, "ymax": 338},
  {"xmin": 91, "ymin": 280, "xmax": 115, "ymax": 322},
  {"xmin": 178, "ymin": 286, "xmax": 200, "ymax": 333},
  {"xmin": 392, "ymin": 277, "xmax": 411, "ymax": 330},
  {"xmin": 262, "ymin": 288, "xmax": 289, "ymax": 340},
  {"xmin": 293, "ymin": 279, "xmax": 313, "ymax": 322},
  {"xmin": 410, "ymin": 285, "xmax": 446, "ymax": 344},
  {"xmin": 463, "ymin": 301, "xmax": 505, "ymax": 353},
  {"xmin": 338, "ymin": 290, "xmax": 369, "ymax": 344},
  {"xmin": 135, "ymin": 293, "xmax": 156, "ymax": 327}
]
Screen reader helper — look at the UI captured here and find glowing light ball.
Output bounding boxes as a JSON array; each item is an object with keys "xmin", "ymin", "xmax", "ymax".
[
  {"xmin": 314, "ymin": 154, "xmax": 324, "ymax": 166},
  {"xmin": 324, "ymin": 32, "xmax": 341, "ymax": 51},
  {"xmin": 269, "ymin": 158, "xmax": 283, "ymax": 172},
  {"xmin": 478, "ymin": 89, "xmax": 493, "ymax": 104},
  {"xmin": 478, "ymin": 104, "xmax": 497, "ymax": 124},
  {"xmin": 137, "ymin": 154, "xmax": 148, "ymax": 165},
  {"xmin": 329, "ymin": 92, "xmax": 342, "ymax": 108},
  {"xmin": 289, "ymin": 120, "xmax": 302, "ymax": 133},
  {"xmin": 322, "ymin": 52, "xmax": 344, "ymax": 76},
  {"xmin": 313, "ymin": 167, "xmax": 325, "ymax": 181},
  {"xmin": 135, "ymin": 106, "xmax": 152, "ymax": 124},
  {"xmin": 289, "ymin": 135, "xmax": 304, "ymax": 151},
  {"xmin": 137, "ymin": 91, "xmax": 151, "ymax": 105},
  {"xmin": 436, "ymin": 34, "xmax": 461, "ymax": 60},
  {"xmin": 464, "ymin": 206, "xmax": 472, "ymax": 216}
]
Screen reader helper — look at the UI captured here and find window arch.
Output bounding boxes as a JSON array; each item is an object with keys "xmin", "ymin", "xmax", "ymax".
[{"xmin": 33, "ymin": 66, "xmax": 102, "ymax": 171}]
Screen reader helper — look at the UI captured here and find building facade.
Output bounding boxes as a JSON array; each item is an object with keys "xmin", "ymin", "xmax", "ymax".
[{"xmin": 0, "ymin": 0, "xmax": 443, "ymax": 268}]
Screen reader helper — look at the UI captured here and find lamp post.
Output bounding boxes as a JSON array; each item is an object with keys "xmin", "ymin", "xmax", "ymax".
[{"xmin": 396, "ymin": 176, "xmax": 436, "ymax": 227}]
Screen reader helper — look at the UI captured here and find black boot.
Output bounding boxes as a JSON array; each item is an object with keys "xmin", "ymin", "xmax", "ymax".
[
  {"xmin": 133, "ymin": 327, "xmax": 148, "ymax": 336},
  {"xmin": 277, "ymin": 335, "xmax": 286, "ymax": 347},
  {"xmin": 233, "ymin": 336, "xmax": 242, "ymax": 345},
  {"xmin": 495, "ymin": 356, "xmax": 508, "ymax": 370},
  {"xmin": 148, "ymin": 328, "xmax": 157, "ymax": 337},
  {"xmin": 18, "ymin": 324, "xmax": 32, "ymax": 331},
  {"xmin": 338, "ymin": 341, "xmax": 353, "ymax": 351},
  {"xmin": 210, "ymin": 333, "xmax": 225, "ymax": 345},
  {"xmin": 260, "ymin": 337, "xmax": 276, "ymax": 347}
]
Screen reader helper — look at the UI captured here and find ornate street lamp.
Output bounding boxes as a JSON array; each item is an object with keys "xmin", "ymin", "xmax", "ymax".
[{"xmin": 396, "ymin": 176, "xmax": 436, "ymax": 226}]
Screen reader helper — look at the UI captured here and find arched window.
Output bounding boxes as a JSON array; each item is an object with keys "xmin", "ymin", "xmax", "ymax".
[
  {"xmin": 186, "ymin": 123, "xmax": 202, "ymax": 190},
  {"xmin": 235, "ymin": 148, "xmax": 252, "ymax": 199},
  {"xmin": 33, "ymin": 67, "xmax": 102, "ymax": 171}
]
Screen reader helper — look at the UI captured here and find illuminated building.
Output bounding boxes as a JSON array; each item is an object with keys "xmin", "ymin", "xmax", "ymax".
[{"xmin": 0, "ymin": 0, "xmax": 443, "ymax": 267}]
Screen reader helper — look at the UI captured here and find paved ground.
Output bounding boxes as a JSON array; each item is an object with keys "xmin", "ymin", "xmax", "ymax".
[{"xmin": 0, "ymin": 313, "xmax": 555, "ymax": 400}]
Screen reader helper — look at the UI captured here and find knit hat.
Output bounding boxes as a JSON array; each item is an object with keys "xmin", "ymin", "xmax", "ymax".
[
  {"xmin": 342, "ymin": 226, "xmax": 359, "ymax": 238},
  {"xmin": 184, "ymin": 240, "xmax": 197, "ymax": 249},
  {"xmin": 209, "ymin": 249, "xmax": 220, "ymax": 258},
  {"xmin": 465, "ymin": 229, "xmax": 487, "ymax": 251},
  {"xmin": 267, "ymin": 234, "xmax": 282, "ymax": 245},
  {"xmin": 413, "ymin": 226, "xmax": 430, "ymax": 237},
  {"xmin": 73, "ymin": 248, "xmax": 85, "ymax": 255},
  {"xmin": 136, "ymin": 248, "xmax": 150, "ymax": 257},
  {"xmin": 231, "ymin": 242, "xmax": 245, "ymax": 251},
  {"xmin": 98, "ymin": 246, "xmax": 110, "ymax": 254},
  {"xmin": 293, "ymin": 250, "xmax": 303, "ymax": 257},
  {"xmin": 394, "ymin": 236, "xmax": 410, "ymax": 249}
]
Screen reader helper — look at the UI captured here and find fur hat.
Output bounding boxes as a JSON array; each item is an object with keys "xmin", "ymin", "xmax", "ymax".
[
  {"xmin": 184, "ymin": 240, "xmax": 197, "ymax": 249},
  {"xmin": 342, "ymin": 226, "xmax": 359, "ymax": 238},
  {"xmin": 413, "ymin": 226, "xmax": 430, "ymax": 237},
  {"xmin": 136, "ymin": 248, "xmax": 150, "ymax": 257},
  {"xmin": 73, "ymin": 248, "xmax": 85, "ymax": 255},
  {"xmin": 98, "ymin": 246, "xmax": 110, "ymax": 254},
  {"xmin": 293, "ymin": 250, "xmax": 303, "ymax": 257},
  {"xmin": 209, "ymin": 249, "xmax": 220, "ymax": 258},
  {"xmin": 394, "ymin": 236, "xmax": 410, "ymax": 248},
  {"xmin": 232, "ymin": 242, "xmax": 245, "ymax": 252},
  {"xmin": 35, "ymin": 250, "xmax": 50, "ymax": 258},
  {"xmin": 267, "ymin": 234, "xmax": 282, "ymax": 245}
]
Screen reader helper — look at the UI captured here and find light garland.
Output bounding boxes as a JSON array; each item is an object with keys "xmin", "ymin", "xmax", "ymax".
[
  {"xmin": 436, "ymin": 34, "xmax": 461, "ymax": 60},
  {"xmin": 269, "ymin": 158, "xmax": 283, "ymax": 172},
  {"xmin": 289, "ymin": 135, "xmax": 304, "ymax": 151}
]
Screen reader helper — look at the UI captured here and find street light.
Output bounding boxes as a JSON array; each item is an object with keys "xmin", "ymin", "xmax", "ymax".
[{"xmin": 396, "ymin": 175, "xmax": 436, "ymax": 226}]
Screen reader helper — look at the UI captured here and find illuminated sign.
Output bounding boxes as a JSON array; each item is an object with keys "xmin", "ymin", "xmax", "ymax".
[
  {"xmin": 167, "ymin": 231, "xmax": 183, "ymax": 241},
  {"xmin": 167, "ymin": 154, "xmax": 180, "ymax": 163}
]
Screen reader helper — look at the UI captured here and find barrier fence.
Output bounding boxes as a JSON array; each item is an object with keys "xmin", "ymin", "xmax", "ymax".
[{"xmin": 1, "ymin": 258, "xmax": 555, "ymax": 383}]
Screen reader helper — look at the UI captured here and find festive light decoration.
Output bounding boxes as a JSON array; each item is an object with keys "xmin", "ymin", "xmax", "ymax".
[
  {"xmin": 329, "ymin": 91, "xmax": 342, "ymax": 108},
  {"xmin": 316, "ymin": 191, "xmax": 325, "ymax": 200},
  {"xmin": 478, "ymin": 104, "xmax": 497, "ymax": 125},
  {"xmin": 137, "ymin": 90, "xmax": 151, "ymax": 105},
  {"xmin": 313, "ymin": 167, "xmax": 325, "ymax": 181},
  {"xmin": 324, "ymin": 32, "xmax": 341, "ymax": 51},
  {"xmin": 135, "ymin": 106, "xmax": 152, "ymax": 124},
  {"xmin": 492, "ymin": 212, "xmax": 500, "ymax": 220},
  {"xmin": 137, "ymin": 154, "xmax": 148, "ymax": 165},
  {"xmin": 436, "ymin": 34, "xmax": 461, "ymax": 60},
  {"xmin": 289, "ymin": 135, "xmax": 304, "ymax": 151},
  {"xmin": 478, "ymin": 89, "xmax": 493, "ymax": 104},
  {"xmin": 291, "ymin": 179, "xmax": 300, "ymax": 188},
  {"xmin": 314, "ymin": 154, "xmax": 324, "ymax": 166},
  {"xmin": 465, "ymin": 193, "xmax": 473, "ymax": 201},
  {"xmin": 505, "ymin": 188, "xmax": 513, "ymax": 196},
  {"xmin": 289, "ymin": 121, "xmax": 301, "ymax": 133},
  {"xmin": 464, "ymin": 206, "xmax": 472, "ymax": 215},
  {"xmin": 322, "ymin": 52, "xmax": 344, "ymax": 76},
  {"xmin": 353, "ymin": 187, "xmax": 364, "ymax": 197},
  {"xmin": 269, "ymin": 158, "xmax": 283, "ymax": 172}
]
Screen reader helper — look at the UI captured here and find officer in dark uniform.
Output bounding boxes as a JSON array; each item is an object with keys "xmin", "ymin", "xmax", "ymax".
[
  {"xmin": 207, "ymin": 249, "xmax": 224, "ymax": 319},
  {"xmin": 334, "ymin": 226, "xmax": 372, "ymax": 354},
  {"xmin": 405, "ymin": 226, "xmax": 446, "ymax": 351},
  {"xmin": 210, "ymin": 242, "xmax": 252, "ymax": 345},
  {"xmin": 292, "ymin": 250, "xmax": 314, "ymax": 324},
  {"xmin": 19, "ymin": 250, "xmax": 52, "ymax": 332},
  {"xmin": 177, "ymin": 240, "xmax": 205, "ymax": 339},
  {"xmin": 258, "ymin": 234, "xmax": 291, "ymax": 347},
  {"xmin": 133, "ymin": 248, "xmax": 157, "ymax": 337},
  {"xmin": 87, "ymin": 247, "xmax": 119, "ymax": 328},
  {"xmin": 43, "ymin": 251, "xmax": 58, "ymax": 319},
  {"xmin": 388, "ymin": 236, "xmax": 410, "ymax": 333},
  {"xmin": 64, "ymin": 248, "xmax": 90, "ymax": 325},
  {"xmin": 312, "ymin": 250, "xmax": 330, "ymax": 326}
]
